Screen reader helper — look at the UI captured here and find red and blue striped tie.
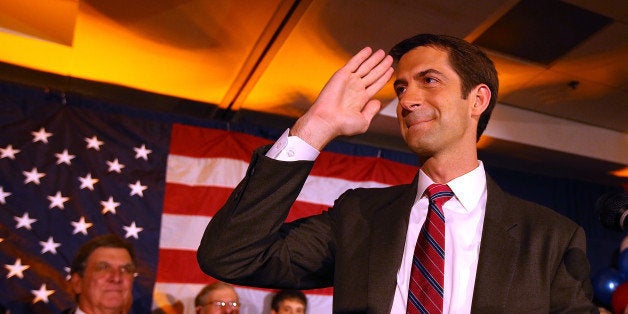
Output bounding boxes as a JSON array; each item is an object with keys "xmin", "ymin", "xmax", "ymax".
[{"xmin": 407, "ymin": 184, "xmax": 454, "ymax": 314}]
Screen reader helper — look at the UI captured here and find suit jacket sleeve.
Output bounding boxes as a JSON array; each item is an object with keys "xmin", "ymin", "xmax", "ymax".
[
  {"xmin": 196, "ymin": 145, "xmax": 336, "ymax": 289},
  {"xmin": 549, "ymin": 225, "xmax": 596, "ymax": 313}
]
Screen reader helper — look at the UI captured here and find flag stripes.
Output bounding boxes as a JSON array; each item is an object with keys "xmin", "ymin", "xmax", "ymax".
[{"xmin": 155, "ymin": 123, "xmax": 419, "ymax": 313}]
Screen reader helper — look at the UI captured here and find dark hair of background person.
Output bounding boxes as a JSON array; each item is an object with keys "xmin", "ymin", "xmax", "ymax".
[
  {"xmin": 389, "ymin": 33, "xmax": 499, "ymax": 142},
  {"xmin": 70, "ymin": 234, "xmax": 136, "ymax": 277},
  {"xmin": 270, "ymin": 289, "xmax": 307, "ymax": 311}
]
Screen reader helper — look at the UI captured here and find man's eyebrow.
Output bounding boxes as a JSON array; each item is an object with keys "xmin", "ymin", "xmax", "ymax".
[
  {"xmin": 416, "ymin": 68, "xmax": 445, "ymax": 78},
  {"xmin": 394, "ymin": 68, "xmax": 446, "ymax": 86},
  {"xmin": 393, "ymin": 78, "xmax": 406, "ymax": 86}
]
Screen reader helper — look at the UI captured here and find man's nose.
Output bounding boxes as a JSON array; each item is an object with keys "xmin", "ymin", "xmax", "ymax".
[
  {"xmin": 398, "ymin": 87, "xmax": 423, "ymax": 112},
  {"xmin": 399, "ymin": 99, "xmax": 420, "ymax": 112},
  {"xmin": 107, "ymin": 268, "xmax": 123, "ymax": 282}
]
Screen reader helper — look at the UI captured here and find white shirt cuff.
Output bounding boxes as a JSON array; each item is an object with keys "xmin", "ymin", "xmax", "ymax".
[{"xmin": 265, "ymin": 129, "xmax": 320, "ymax": 161}]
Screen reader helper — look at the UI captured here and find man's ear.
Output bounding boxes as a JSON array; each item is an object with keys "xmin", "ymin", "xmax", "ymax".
[
  {"xmin": 471, "ymin": 84, "xmax": 491, "ymax": 116},
  {"xmin": 70, "ymin": 273, "xmax": 83, "ymax": 294}
]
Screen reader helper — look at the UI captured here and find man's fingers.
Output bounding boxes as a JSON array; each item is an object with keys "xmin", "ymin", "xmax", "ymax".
[
  {"xmin": 353, "ymin": 49, "xmax": 387, "ymax": 78},
  {"xmin": 366, "ymin": 67, "xmax": 394, "ymax": 96},
  {"xmin": 345, "ymin": 47, "xmax": 374, "ymax": 73},
  {"xmin": 362, "ymin": 55, "xmax": 393, "ymax": 88}
]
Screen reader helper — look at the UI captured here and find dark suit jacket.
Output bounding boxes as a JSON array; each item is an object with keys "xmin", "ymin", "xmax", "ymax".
[{"xmin": 198, "ymin": 146, "xmax": 596, "ymax": 313}]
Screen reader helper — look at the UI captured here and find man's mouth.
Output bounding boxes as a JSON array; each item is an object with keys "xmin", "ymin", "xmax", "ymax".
[{"xmin": 404, "ymin": 112, "xmax": 435, "ymax": 127}]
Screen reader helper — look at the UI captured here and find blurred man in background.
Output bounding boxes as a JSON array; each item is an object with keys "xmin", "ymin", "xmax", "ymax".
[{"xmin": 67, "ymin": 234, "xmax": 136, "ymax": 314}]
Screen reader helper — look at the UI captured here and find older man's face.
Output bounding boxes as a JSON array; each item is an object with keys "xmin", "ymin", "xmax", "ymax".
[
  {"xmin": 71, "ymin": 247, "xmax": 135, "ymax": 313},
  {"xmin": 197, "ymin": 286, "xmax": 240, "ymax": 314}
]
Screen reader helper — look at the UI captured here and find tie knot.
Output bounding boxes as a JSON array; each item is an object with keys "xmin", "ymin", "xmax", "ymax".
[{"xmin": 426, "ymin": 183, "xmax": 454, "ymax": 203}]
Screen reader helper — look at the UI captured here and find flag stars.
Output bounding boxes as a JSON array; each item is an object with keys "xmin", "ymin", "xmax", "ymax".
[
  {"xmin": 31, "ymin": 283, "xmax": 55, "ymax": 304},
  {"xmin": 85, "ymin": 136, "xmax": 104, "ymax": 151},
  {"xmin": 101, "ymin": 196, "xmax": 120, "ymax": 215},
  {"xmin": 78, "ymin": 173, "xmax": 99, "ymax": 190},
  {"xmin": 55, "ymin": 149, "xmax": 75, "ymax": 165},
  {"xmin": 23, "ymin": 167, "xmax": 45, "ymax": 185},
  {"xmin": 0, "ymin": 144, "xmax": 20, "ymax": 159},
  {"xmin": 129, "ymin": 180, "xmax": 147, "ymax": 197},
  {"xmin": 134, "ymin": 144, "xmax": 152, "ymax": 160},
  {"xmin": 5, "ymin": 258, "xmax": 30, "ymax": 279},
  {"xmin": 14, "ymin": 212, "xmax": 37, "ymax": 230},
  {"xmin": 71, "ymin": 216, "xmax": 93, "ymax": 235},
  {"xmin": 0, "ymin": 186, "xmax": 11, "ymax": 204},
  {"xmin": 123, "ymin": 221, "xmax": 143, "ymax": 239},
  {"xmin": 39, "ymin": 237, "xmax": 61, "ymax": 255},
  {"xmin": 47, "ymin": 191, "xmax": 69, "ymax": 209},
  {"xmin": 107, "ymin": 158, "xmax": 125, "ymax": 173},
  {"xmin": 31, "ymin": 127, "xmax": 53, "ymax": 144}
]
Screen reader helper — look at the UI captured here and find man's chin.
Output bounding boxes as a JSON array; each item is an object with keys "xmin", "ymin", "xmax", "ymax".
[{"xmin": 101, "ymin": 295, "xmax": 131, "ymax": 309}]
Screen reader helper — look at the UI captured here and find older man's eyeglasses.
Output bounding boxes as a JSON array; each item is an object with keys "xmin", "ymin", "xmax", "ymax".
[
  {"xmin": 203, "ymin": 301, "xmax": 240, "ymax": 309},
  {"xmin": 89, "ymin": 262, "xmax": 137, "ymax": 277}
]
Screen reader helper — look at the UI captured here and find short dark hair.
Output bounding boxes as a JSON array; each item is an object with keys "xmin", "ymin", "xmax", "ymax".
[
  {"xmin": 389, "ymin": 34, "xmax": 499, "ymax": 141},
  {"xmin": 70, "ymin": 234, "xmax": 136, "ymax": 276},
  {"xmin": 271, "ymin": 289, "xmax": 307, "ymax": 311}
]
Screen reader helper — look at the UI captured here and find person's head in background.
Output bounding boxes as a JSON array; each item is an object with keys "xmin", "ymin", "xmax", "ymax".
[
  {"xmin": 270, "ymin": 289, "xmax": 307, "ymax": 314},
  {"xmin": 195, "ymin": 282, "xmax": 240, "ymax": 314},
  {"xmin": 69, "ymin": 234, "xmax": 136, "ymax": 314}
]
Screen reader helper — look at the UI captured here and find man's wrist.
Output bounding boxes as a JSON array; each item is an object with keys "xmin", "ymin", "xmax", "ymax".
[{"xmin": 265, "ymin": 129, "xmax": 320, "ymax": 161}]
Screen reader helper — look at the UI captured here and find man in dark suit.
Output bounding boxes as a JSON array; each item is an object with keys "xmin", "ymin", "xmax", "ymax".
[{"xmin": 197, "ymin": 34, "xmax": 596, "ymax": 313}]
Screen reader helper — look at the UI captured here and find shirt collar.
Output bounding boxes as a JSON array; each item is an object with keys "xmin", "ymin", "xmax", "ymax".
[{"xmin": 417, "ymin": 161, "xmax": 487, "ymax": 212}]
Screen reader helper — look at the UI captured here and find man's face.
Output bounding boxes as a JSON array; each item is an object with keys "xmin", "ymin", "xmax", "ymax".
[
  {"xmin": 197, "ymin": 287, "xmax": 240, "ymax": 314},
  {"xmin": 271, "ymin": 298, "xmax": 306, "ymax": 314},
  {"xmin": 394, "ymin": 46, "xmax": 477, "ymax": 158},
  {"xmin": 71, "ymin": 247, "xmax": 135, "ymax": 313}
]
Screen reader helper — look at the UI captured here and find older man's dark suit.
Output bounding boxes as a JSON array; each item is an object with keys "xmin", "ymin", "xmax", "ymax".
[{"xmin": 198, "ymin": 147, "xmax": 595, "ymax": 313}]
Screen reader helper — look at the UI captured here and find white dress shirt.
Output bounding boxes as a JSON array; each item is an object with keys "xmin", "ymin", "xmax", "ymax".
[
  {"xmin": 266, "ymin": 129, "xmax": 488, "ymax": 313},
  {"xmin": 390, "ymin": 163, "xmax": 487, "ymax": 313}
]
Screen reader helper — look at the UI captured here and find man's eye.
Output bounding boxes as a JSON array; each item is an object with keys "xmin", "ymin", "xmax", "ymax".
[
  {"xmin": 94, "ymin": 263, "xmax": 111, "ymax": 272},
  {"xmin": 394, "ymin": 86, "xmax": 406, "ymax": 95},
  {"xmin": 121, "ymin": 265, "xmax": 137, "ymax": 274},
  {"xmin": 424, "ymin": 77, "xmax": 437, "ymax": 84}
]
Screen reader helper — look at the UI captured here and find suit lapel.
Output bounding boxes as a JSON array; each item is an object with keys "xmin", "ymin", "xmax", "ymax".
[
  {"xmin": 471, "ymin": 177, "xmax": 520, "ymax": 312},
  {"xmin": 367, "ymin": 177, "xmax": 418, "ymax": 313},
  {"xmin": 361, "ymin": 175, "xmax": 521, "ymax": 312}
]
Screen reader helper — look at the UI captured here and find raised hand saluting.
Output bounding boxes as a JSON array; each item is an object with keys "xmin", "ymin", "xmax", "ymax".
[{"xmin": 291, "ymin": 47, "xmax": 394, "ymax": 150}]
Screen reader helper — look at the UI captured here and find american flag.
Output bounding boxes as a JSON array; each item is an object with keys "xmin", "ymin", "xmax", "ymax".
[
  {"xmin": 0, "ymin": 91, "xmax": 418, "ymax": 313},
  {"xmin": 0, "ymin": 95, "xmax": 168, "ymax": 313},
  {"xmin": 155, "ymin": 124, "xmax": 418, "ymax": 313}
]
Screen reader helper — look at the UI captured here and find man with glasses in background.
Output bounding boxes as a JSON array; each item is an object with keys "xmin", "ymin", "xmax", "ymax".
[
  {"xmin": 195, "ymin": 281, "xmax": 240, "ymax": 314},
  {"xmin": 66, "ymin": 234, "xmax": 137, "ymax": 314}
]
